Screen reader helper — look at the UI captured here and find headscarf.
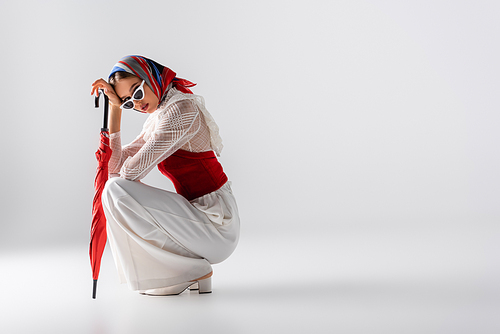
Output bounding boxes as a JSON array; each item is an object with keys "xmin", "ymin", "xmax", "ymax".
[{"xmin": 108, "ymin": 55, "xmax": 196, "ymax": 100}]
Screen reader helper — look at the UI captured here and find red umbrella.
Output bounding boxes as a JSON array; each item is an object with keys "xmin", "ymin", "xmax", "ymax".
[{"xmin": 90, "ymin": 90, "xmax": 112, "ymax": 299}]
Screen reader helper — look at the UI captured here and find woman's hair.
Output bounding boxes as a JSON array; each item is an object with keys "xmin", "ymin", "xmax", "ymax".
[{"xmin": 109, "ymin": 71, "xmax": 137, "ymax": 86}]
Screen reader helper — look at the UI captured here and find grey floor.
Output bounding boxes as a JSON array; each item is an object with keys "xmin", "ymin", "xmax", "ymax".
[{"xmin": 1, "ymin": 223, "xmax": 499, "ymax": 334}]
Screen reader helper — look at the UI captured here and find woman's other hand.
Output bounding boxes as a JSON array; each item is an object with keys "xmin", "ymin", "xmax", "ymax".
[{"xmin": 91, "ymin": 78, "xmax": 122, "ymax": 108}]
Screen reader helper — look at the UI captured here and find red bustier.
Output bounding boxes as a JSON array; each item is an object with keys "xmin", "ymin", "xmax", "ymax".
[{"xmin": 157, "ymin": 149, "xmax": 228, "ymax": 201}]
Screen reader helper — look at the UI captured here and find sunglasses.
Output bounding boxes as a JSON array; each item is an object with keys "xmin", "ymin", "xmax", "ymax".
[{"xmin": 120, "ymin": 80, "xmax": 146, "ymax": 110}]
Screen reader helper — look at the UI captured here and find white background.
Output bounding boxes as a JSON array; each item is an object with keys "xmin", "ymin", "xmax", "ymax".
[{"xmin": 0, "ymin": 0, "xmax": 499, "ymax": 333}]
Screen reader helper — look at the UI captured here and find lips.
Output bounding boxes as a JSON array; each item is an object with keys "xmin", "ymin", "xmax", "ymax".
[{"xmin": 141, "ymin": 103, "xmax": 149, "ymax": 112}]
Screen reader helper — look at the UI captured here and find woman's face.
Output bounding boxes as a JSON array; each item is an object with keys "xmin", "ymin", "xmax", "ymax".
[{"xmin": 113, "ymin": 76, "xmax": 159, "ymax": 113}]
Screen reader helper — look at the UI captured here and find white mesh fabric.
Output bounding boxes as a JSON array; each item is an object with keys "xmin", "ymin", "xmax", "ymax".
[
  {"xmin": 108, "ymin": 88, "xmax": 221, "ymax": 181},
  {"xmin": 141, "ymin": 88, "xmax": 223, "ymax": 156},
  {"xmin": 109, "ymin": 133, "xmax": 144, "ymax": 175}
]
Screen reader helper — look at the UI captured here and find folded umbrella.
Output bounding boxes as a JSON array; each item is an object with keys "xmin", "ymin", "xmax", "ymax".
[{"xmin": 90, "ymin": 90, "xmax": 111, "ymax": 299}]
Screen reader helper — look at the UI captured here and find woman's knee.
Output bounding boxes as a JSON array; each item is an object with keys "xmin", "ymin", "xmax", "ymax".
[{"xmin": 102, "ymin": 177, "xmax": 131, "ymax": 207}]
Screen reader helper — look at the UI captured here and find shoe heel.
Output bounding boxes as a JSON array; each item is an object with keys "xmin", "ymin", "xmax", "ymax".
[
  {"xmin": 189, "ymin": 282, "xmax": 199, "ymax": 290},
  {"xmin": 197, "ymin": 277, "xmax": 212, "ymax": 294}
]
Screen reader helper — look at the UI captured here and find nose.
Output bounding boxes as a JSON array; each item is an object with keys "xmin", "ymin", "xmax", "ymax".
[
  {"xmin": 134, "ymin": 94, "xmax": 144, "ymax": 106},
  {"xmin": 134, "ymin": 101, "xmax": 148, "ymax": 113},
  {"xmin": 134, "ymin": 100, "xmax": 141, "ymax": 108}
]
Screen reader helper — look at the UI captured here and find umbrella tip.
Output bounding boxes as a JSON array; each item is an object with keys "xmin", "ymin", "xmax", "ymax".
[{"xmin": 92, "ymin": 279, "xmax": 98, "ymax": 299}]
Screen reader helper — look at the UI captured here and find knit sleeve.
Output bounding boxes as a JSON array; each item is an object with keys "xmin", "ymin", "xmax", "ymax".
[
  {"xmin": 108, "ymin": 131, "xmax": 145, "ymax": 175},
  {"xmin": 119, "ymin": 99, "xmax": 202, "ymax": 181}
]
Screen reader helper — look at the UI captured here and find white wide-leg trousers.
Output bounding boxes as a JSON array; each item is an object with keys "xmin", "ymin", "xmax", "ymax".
[{"xmin": 101, "ymin": 177, "xmax": 240, "ymax": 291}]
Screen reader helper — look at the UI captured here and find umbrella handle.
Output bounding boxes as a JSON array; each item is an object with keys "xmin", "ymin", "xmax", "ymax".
[{"xmin": 95, "ymin": 89, "xmax": 109, "ymax": 131}]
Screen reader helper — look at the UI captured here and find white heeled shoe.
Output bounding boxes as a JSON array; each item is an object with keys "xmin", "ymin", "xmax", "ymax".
[{"xmin": 141, "ymin": 273, "xmax": 212, "ymax": 296}]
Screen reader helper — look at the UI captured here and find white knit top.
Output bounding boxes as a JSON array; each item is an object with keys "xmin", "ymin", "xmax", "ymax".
[{"xmin": 108, "ymin": 88, "xmax": 223, "ymax": 181}]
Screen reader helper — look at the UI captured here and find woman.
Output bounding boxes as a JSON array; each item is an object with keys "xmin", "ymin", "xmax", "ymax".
[{"xmin": 90, "ymin": 55, "xmax": 240, "ymax": 296}]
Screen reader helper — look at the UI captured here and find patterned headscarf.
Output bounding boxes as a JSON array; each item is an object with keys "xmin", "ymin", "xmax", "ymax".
[{"xmin": 109, "ymin": 55, "xmax": 196, "ymax": 100}]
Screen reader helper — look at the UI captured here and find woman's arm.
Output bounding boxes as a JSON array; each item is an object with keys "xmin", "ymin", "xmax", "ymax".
[
  {"xmin": 108, "ymin": 131, "xmax": 146, "ymax": 175},
  {"xmin": 108, "ymin": 104, "xmax": 122, "ymax": 134},
  {"xmin": 119, "ymin": 99, "xmax": 202, "ymax": 181},
  {"xmin": 91, "ymin": 78, "xmax": 142, "ymax": 174}
]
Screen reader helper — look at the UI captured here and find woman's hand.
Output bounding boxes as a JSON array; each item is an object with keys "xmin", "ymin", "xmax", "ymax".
[
  {"xmin": 91, "ymin": 78, "xmax": 122, "ymax": 134},
  {"xmin": 91, "ymin": 78, "xmax": 122, "ymax": 107}
]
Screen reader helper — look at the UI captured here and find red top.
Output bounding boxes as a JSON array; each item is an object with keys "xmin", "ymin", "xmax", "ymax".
[{"xmin": 157, "ymin": 149, "xmax": 228, "ymax": 201}]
